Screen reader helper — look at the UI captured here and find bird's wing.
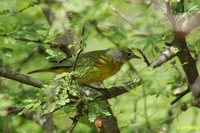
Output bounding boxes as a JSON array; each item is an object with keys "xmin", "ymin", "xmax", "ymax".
[
  {"xmin": 53, "ymin": 49, "xmax": 112, "ymax": 67},
  {"xmin": 80, "ymin": 49, "xmax": 113, "ymax": 66},
  {"xmin": 28, "ymin": 49, "xmax": 113, "ymax": 74}
]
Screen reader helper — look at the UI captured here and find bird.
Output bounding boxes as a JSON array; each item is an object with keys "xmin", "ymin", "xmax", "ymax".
[{"xmin": 28, "ymin": 48, "xmax": 140, "ymax": 83}]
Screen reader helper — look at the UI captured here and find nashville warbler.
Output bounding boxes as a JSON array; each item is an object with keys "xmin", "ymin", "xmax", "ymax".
[{"xmin": 28, "ymin": 48, "xmax": 140, "ymax": 83}]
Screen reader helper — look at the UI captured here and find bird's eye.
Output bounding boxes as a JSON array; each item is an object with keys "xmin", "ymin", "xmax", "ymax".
[{"xmin": 127, "ymin": 52, "xmax": 132, "ymax": 57}]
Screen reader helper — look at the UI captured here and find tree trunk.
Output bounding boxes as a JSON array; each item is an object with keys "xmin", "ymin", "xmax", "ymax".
[{"xmin": 95, "ymin": 100, "xmax": 120, "ymax": 133}]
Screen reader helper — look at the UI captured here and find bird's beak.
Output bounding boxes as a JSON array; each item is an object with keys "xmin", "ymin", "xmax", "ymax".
[{"xmin": 133, "ymin": 54, "xmax": 141, "ymax": 59}]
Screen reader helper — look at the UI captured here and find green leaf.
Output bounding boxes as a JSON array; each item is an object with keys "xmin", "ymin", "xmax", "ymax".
[
  {"xmin": 1, "ymin": 47, "xmax": 13, "ymax": 54},
  {"xmin": 0, "ymin": 9, "xmax": 10, "ymax": 16},
  {"xmin": 0, "ymin": 47, "xmax": 13, "ymax": 57}
]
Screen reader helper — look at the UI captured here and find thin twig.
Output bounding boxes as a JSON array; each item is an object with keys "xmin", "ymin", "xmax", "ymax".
[
  {"xmin": 66, "ymin": 104, "xmax": 83, "ymax": 133},
  {"xmin": 72, "ymin": 26, "xmax": 85, "ymax": 72},
  {"xmin": 164, "ymin": 104, "xmax": 178, "ymax": 133},
  {"xmin": 143, "ymin": 87, "xmax": 148, "ymax": 123},
  {"xmin": 90, "ymin": 21, "xmax": 120, "ymax": 47},
  {"xmin": 180, "ymin": 0, "xmax": 184, "ymax": 13},
  {"xmin": 72, "ymin": 48, "xmax": 83, "ymax": 72},
  {"xmin": 151, "ymin": 0, "xmax": 177, "ymax": 30},
  {"xmin": 171, "ymin": 88, "xmax": 190, "ymax": 105},
  {"xmin": 7, "ymin": 107, "xmax": 57, "ymax": 131},
  {"xmin": 151, "ymin": 0, "xmax": 166, "ymax": 13},
  {"xmin": 0, "ymin": 34, "xmax": 55, "ymax": 45},
  {"xmin": 12, "ymin": 1, "xmax": 39, "ymax": 15},
  {"xmin": 127, "ymin": 61, "xmax": 139, "ymax": 77},
  {"xmin": 110, "ymin": 5, "xmax": 136, "ymax": 28},
  {"xmin": 97, "ymin": 78, "xmax": 142, "ymax": 100},
  {"xmin": 70, "ymin": 26, "xmax": 85, "ymax": 83},
  {"xmin": 16, "ymin": 46, "xmax": 41, "ymax": 71},
  {"xmin": 137, "ymin": 49, "xmax": 151, "ymax": 66},
  {"xmin": 164, "ymin": 1, "xmax": 177, "ymax": 31},
  {"xmin": 133, "ymin": 100, "xmax": 139, "ymax": 133}
]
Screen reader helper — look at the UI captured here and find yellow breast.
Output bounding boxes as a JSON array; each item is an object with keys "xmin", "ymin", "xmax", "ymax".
[{"xmin": 77, "ymin": 55, "xmax": 121, "ymax": 83}]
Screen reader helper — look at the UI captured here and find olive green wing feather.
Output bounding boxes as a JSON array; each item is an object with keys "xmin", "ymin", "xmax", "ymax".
[{"xmin": 28, "ymin": 49, "xmax": 111, "ymax": 74}]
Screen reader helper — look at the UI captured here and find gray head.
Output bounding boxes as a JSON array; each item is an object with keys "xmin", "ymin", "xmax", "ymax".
[{"xmin": 107, "ymin": 48, "xmax": 140, "ymax": 64}]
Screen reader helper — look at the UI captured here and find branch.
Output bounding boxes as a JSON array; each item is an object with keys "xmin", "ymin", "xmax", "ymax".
[
  {"xmin": 190, "ymin": 76, "xmax": 200, "ymax": 98},
  {"xmin": 152, "ymin": 46, "xmax": 179, "ymax": 68},
  {"xmin": 1, "ymin": 65, "xmax": 141, "ymax": 113},
  {"xmin": 72, "ymin": 47, "xmax": 83, "ymax": 72},
  {"xmin": 175, "ymin": 35, "xmax": 198, "ymax": 84},
  {"xmin": 1, "ymin": 69, "xmax": 141, "ymax": 132},
  {"xmin": 97, "ymin": 78, "xmax": 142, "ymax": 100},
  {"xmin": 1, "ymin": 68, "xmax": 58, "ymax": 132},
  {"xmin": 137, "ymin": 49, "xmax": 151, "ymax": 66},
  {"xmin": 7, "ymin": 107, "xmax": 57, "ymax": 131},
  {"xmin": 12, "ymin": 1, "xmax": 39, "ymax": 15},
  {"xmin": 164, "ymin": 1, "xmax": 177, "ymax": 31},
  {"xmin": 151, "ymin": 0, "xmax": 167, "ymax": 14},
  {"xmin": 40, "ymin": 0, "xmax": 73, "ymax": 57},
  {"xmin": 41, "ymin": 113, "xmax": 57, "ymax": 132},
  {"xmin": 152, "ymin": 0, "xmax": 200, "ymax": 34},
  {"xmin": 51, "ymin": 78, "xmax": 142, "ymax": 115},
  {"xmin": 151, "ymin": 0, "xmax": 177, "ymax": 30},
  {"xmin": 7, "ymin": 107, "xmax": 35, "ymax": 119},
  {"xmin": 90, "ymin": 21, "xmax": 120, "ymax": 47},
  {"xmin": 0, "ymin": 34, "xmax": 55, "ymax": 45},
  {"xmin": 94, "ymin": 100, "xmax": 120, "ymax": 133},
  {"xmin": 0, "ymin": 68, "xmax": 43, "ymax": 88},
  {"xmin": 110, "ymin": 5, "xmax": 135, "ymax": 28},
  {"xmin": 179, "ymin": 10, "xmax": 200, "ymax": 35},
  {"xmin": 171, "ymin": 88, "xmax": 190, "ymax": 105},
  {"xmin": 152, "ymin": 1, "xmax": 199, "ymax": 103},
  {"xmin": 16, "ymin": 46, "xmax": 43, "ymax": 71},
  {"xmin": 1, "ymin": 66, "xmax": 141, "ymax": 118},
  {"xmin": 66, "ymin": 104, "xmax": 83, "ymax": 133}
]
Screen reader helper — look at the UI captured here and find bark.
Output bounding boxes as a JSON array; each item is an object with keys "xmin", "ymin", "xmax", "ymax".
[
  {"xmin": 95, "ymin": 100, "xmax": 120, "ymax": 133},
  {"xmin": 0, "ymin": 68, "xmax": 43, "ymax": 88}
]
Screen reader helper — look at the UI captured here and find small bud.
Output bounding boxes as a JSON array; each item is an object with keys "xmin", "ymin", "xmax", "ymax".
[{"xmin": 180, "ymin": 103, "xmax": 188, "ymax": 111}]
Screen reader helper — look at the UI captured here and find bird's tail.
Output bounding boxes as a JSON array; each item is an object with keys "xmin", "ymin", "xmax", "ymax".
[
  {"xmin": 28, "ymin": 66, "xmax": 70, "ymax": 74},
  {"xmin": 28, "ymin": 68, "xmax": 52, "ymax": 74}
]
